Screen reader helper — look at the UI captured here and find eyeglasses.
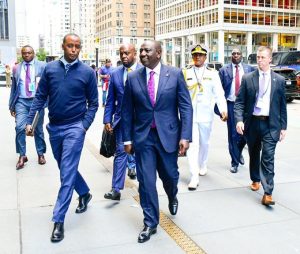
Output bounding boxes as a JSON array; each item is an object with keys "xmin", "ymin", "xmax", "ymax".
[{"xmin": 232, "ymin": 52, "xmax": 241, "ymax": 56}]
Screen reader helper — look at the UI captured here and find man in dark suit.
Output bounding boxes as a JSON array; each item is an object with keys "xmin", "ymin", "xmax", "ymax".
[
  {"xmin": 234, "ymin": 46, "xmax": 287, "ymax": 206},
  {"xmin": 121, "ymin": 40, "xmax": 193, "ymax": 243},
  {"xmin": 9, "ymin": 45, "xmax": 47, "ymax": 170},
  {"xmin": 25, "ymin": 34, "xmax": 98, "ymax": 242},
  {"xmin": 218, "ymin": 48, "xmax": 255, "ymax": 173},
  {"xmin": 103, "ymin": 43, "xmax": 141, "ymax": 200}
]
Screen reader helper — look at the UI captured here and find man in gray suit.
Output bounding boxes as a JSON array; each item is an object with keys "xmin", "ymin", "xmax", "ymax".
[
  {"xmin": 234, "ymin": 46, "xmax": 287, "ymax": 206},
  {"xmin": 9, "ymin": 45, "xmax": 47, "ymax": 170}
]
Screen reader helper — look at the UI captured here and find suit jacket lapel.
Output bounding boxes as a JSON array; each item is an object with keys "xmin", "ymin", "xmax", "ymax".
[
  {"xmin": 117, "ymin": 67, "xmax": 125, "ymax": 89},
  {"xmin": 137, "ymin": 67, "xmax": 152, "ymax": 105},
  {"xmin": 270, "ymin": 70, "xmax": 276, "ymax": 100},
  {"xmin": 252, "ymin": 69, "xmax": 259, "ymax": 95},
  {"xmin": 156, "ymin": 64, "xmax": 170, "ymax": 104},
  {"xmin": 226, "ymin": 64, "xmax": 233, "ymax": 81}
]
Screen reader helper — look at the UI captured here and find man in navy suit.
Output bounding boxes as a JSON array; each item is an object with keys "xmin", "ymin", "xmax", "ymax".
[
  {"xmin": 9, "ymin": 45, "xmax": 47, "ymax": 170},
  {"xmin": 121, "ymin": 40, "xmax": 193, "ymax": 243},
  {"xmin": 234, "ymin": 46, "xmax": 287, "ymax": 206},
  {"xmin": 218, "ymin": 48, "xmax": 255, "ymax": 173},
  {"xmin": 103, "ymin": 43, "xmax": 141, "ymax": 200}
]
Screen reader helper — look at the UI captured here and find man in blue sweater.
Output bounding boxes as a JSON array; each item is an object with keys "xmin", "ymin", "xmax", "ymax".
[{"xmin": 25, "ymin": 34, "xmax": 99, "ymax": 243}]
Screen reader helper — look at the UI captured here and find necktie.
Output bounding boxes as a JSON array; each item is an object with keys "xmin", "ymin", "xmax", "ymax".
[
  {"xmin": 148, "ymin": 71, "xmax": 156, "ymax": 128},
  {"xmin": 25, "ymin": 63, "xmax": 32, "ymax": 97},
  {"xmin": 235, "ymin": 64, "xmax": 240, "ymax": 96},
  {"xmin": 258, "ymin": 72, "xmax": 266, "ymax": 98},
  {"xmin": 127, "ymin": 68, "xmax": 132, "ymax": 73},
  {"xmin": 65, "ymin": 63, "xmax": 71, "ymax": 72}
]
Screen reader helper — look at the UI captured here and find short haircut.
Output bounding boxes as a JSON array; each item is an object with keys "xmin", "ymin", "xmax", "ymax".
[
  {"xmin": 257, "ymin": 46, "xmax": 272, "ymax": 57},
  {"xmin": 63, "ymin": 33, "xmax": 81, "ymax": 45},
  {"xmin": 22, "ymin": 45, "xmax": 34, "ymax": 53}
]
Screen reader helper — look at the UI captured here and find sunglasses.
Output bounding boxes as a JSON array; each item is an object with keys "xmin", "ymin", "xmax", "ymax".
[{"xmin": 232, "ymin": 52, "xmax": 241, "ymax": 56}]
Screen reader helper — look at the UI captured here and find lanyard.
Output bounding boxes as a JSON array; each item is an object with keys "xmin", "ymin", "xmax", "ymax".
[{"xmin": 193, "ymin": 66, "xmax": 205, "ymax": 90}]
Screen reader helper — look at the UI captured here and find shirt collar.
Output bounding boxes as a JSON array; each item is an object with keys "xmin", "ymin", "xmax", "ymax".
[
  {"xmin": 126, "ymin": 62, "xmax": 138, "ymax": 71},
  {"xmin": 259, "ymin": 68, "xmax": 271, "ymax": 76},
  {"xmin": 232, "ymin": 62, "xmax": 241, "ymax": 68},
  {"xmin": 60, "ymin": 57, "xmax": 78, "ymax": 67},
  {"xmin": 23, "ymin": 59, "xmax": 35, "ymax": 66},
  {"xmin": 146, "ymin": 61, "xmax": 161, "ymax": 76}
]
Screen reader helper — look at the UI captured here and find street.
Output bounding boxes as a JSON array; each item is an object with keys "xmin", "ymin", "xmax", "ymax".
[{"xmin": 1, "ymin": 87, "xmax": 300, "ymax": 254}]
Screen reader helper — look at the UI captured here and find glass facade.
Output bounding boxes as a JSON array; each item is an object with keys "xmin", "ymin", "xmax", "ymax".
[
  {"xmin": 0, "ymin": 0, "xmax": 9, "ymax": 40},
  {"xmin": 156, "ymin": 0, "xmax": 300, "ymax": 65}
]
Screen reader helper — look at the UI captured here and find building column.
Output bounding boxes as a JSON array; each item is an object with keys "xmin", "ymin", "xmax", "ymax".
[
  {"xmin": 247, "ymin": 32, "xmax": 253, "ymax": 59},
  {"xmin": 297, "ymin": 35, "xmax": 300, "ymax": 50},
  {"xmin": 272, "ymin": 34, "xmax": 278, "ymax": 52},
  {"xmin": 218, "ymin": 30, "xmax": 225, "ymax": 64},
  {"xmin": 162, "ymin": 39, "xmax": 167, "ymax": 64},
  {"xmin": 205, "ymin": 33, "xmax": 209, "ymax": 48},
  {"xmin": 172, "ymin": 38, "xmax": 176, "ymax": 66},
  {"xmin": 181, "ymin": 36, "xmax": 186, "ymax": 68}
]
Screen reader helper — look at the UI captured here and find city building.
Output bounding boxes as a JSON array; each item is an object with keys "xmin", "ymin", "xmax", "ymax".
[
  {"xmin": 156, "ymin": 0, "xmax": 300, "ymax": 67},
  {"xmin": 95, "ymin": 0, "xmax": 155, "ymax": 66},
  {"xmin": 0, "ymin": 0, "xmax": 16, "ymax": 65},
  {"xmin": 70, "ymin": 0, "xmax": 96, "ymax": 65}
]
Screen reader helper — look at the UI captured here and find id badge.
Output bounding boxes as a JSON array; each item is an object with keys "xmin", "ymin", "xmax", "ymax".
[
  {"xmin": 29, "ymin": 82, "xmax": 36, "ymax": 92},
  {"xmin": 256, "ymin": 97, "xmax": 264, "ymax": 109}
]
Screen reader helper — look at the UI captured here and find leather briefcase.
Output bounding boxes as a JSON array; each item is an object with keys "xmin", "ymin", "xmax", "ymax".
[{"xmin": 100, "ymin": 129, "xmax": 116, "ymax": 158}]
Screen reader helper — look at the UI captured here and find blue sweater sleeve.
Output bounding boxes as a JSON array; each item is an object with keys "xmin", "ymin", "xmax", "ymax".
[{"xmin": 82, "ymin": 70, "xmax": 99, "ymax": 130}]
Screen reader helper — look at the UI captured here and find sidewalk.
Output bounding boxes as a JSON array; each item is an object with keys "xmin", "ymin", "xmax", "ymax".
[{"xmin": 1, "ymin": 87, "xmax": 300, "ymax": 254}]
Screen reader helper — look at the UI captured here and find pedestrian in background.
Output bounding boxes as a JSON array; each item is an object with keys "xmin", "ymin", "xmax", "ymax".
[
  {"xmin": 5, "ymin": 64, "xmax": 12, "ymax": 88},
  {"xmin": 9, "ymin": 45, "xmax": 47, "ymax": 170},
  {"xmin": 218, "ymin": 48, "xmax": 255, "ymax": 173},
  {"xmin": 103, "ymin": 43, "xmax": 141, "ymax": 201},
  {"xmin": 90, "ymin": 64, "xmax": 98, "ymax": 84},
  {"xmin": 122, "ymin": 40, "xmax": 193, "ymax": 243},
  {"xmin": 99, "ymin": 59, "xmax": 113, "ymax": 107},
  {"xmin": 183, "ymin": 44, "xmax": 227, "ymax": 191},
  {"xmin": 234, "ymin": 46, "xmax": 287, "ymax": 206},
  {"xmin": 26, "ymin": 33, "xmax": 98, "ymax": 242}
]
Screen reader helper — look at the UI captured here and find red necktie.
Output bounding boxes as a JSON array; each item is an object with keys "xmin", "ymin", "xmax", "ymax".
[{"xmin": 235, "ymin": 65, "xmax": 240, "ymax": 96}]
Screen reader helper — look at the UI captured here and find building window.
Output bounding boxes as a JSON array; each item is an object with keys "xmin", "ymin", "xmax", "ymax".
[
  {"xmin": 130, "ymin": 12, "xmax": 137, "ymax": 19},
  {"xmin": 0, "ymin": 0, "xmax": 9, "ymax": 40}
]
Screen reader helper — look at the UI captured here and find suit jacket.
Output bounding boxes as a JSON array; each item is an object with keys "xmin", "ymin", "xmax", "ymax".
[
  {"xmin": 215, "ymin": 63, "xmax": 254, "ymax": 115},
  {"xmin": 234, "ymin": 69, "xmax": 287, "ymax": 141},
  {"xmin": 121, "ymin": 64, "xmax": 193, "ymax": 153},
  {"xmin": 9, "ymin": 59, "xmax": 46, "ymax": 111},
  {"xmin": 103, "ymin": 63, "xmax": 142, "ymax": 128},
  {"xmin": 219, "ymin": 62, "xmax": 255, "ymax": 99}
]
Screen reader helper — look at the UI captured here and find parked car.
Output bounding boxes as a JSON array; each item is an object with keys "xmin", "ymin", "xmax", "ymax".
[
  {"xmin": 294, "ymin": 70, "xmax": 300, "ymax": 99},
  {"xmin": 273, "ymin": 68, "xmax": 299, "ymax": 102},
  {"xmin": 0, "ymin": 65, "xmax": 7, "ymax": 87},
  {"xmin": 207, "ymin": 62, "xmax": 223, "ymax": 71}
]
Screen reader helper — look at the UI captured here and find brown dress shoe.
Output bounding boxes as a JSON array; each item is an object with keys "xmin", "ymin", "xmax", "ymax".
[
  {"xmin": 261, "ymin": 194, "xmax": 275, "ymax": 206},
  {"xmin": 16, "ymin": 156, "xmax": 28, "ymax": 170},
  {"xmin": 250, "ymin": 182, "xmax": 260, "ymax": 191},
  {"xmin": 38, "ymin": 155, "xmax": 46, "ymax": 165}
]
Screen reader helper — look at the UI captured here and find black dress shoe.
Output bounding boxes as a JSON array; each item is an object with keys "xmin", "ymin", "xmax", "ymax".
[
  {"xmin": 230, "ymin": 166, "xmax": 238, "ymax": 173},
  {"xmin": 50, "ymin": 222, "xmax": 64, "ymax": 243},
  {"xmin": 168, "ymin": 196, "xmax": 178, "ymax": 215},
  {"xmin": 75, "ymin": 193, "xmax": 92, "ymax": 213},
  {"xmin": 240, "ymin": 154, "xmax": 245, "ymax": 165},
  {"xmin": 128, "ymin": 168, "xmax": 136, "ymax": 180},
  {"xmin": 138, "ymin": 226, "xmax": 157, "ymax": 243},
  {"xmin": 104, "ymin": 189, "xmax": 121, "ymax": 200},
  {"xmin": 16, "ymin": 156, "xmax": 28, "ymax": 170},
  {"xmin": 38, "ymin": 154, "xmax": 46, "ymax": 165}
]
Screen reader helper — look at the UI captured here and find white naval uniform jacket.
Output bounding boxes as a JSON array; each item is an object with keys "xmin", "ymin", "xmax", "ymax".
[{"xmin": 183, "ymin": 65, "xmax": 227, "ymax": 123}]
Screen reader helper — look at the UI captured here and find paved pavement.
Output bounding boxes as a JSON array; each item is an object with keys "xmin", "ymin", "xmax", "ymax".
[{"xmin": 1, "ymin": 87, "xmax": 300, "ymax": 254}]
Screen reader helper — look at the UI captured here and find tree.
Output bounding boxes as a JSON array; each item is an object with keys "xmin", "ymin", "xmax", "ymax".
[{"xmin": 36, "ymin": 48, "xmax": 48, "ymax": 61}]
